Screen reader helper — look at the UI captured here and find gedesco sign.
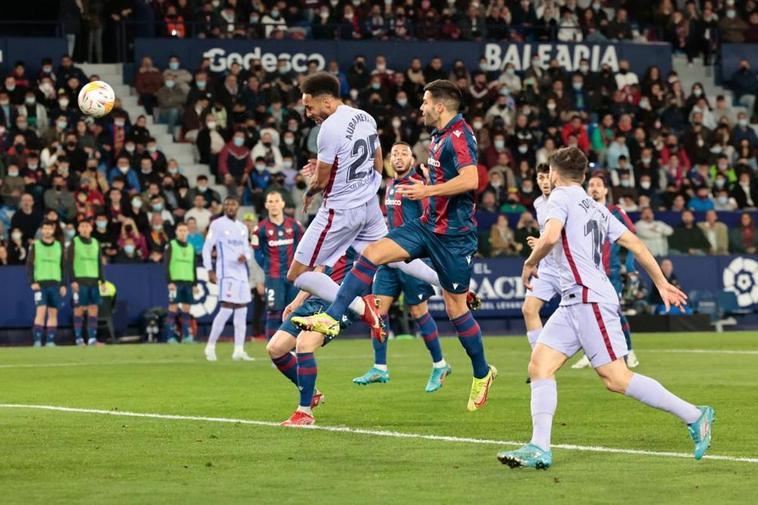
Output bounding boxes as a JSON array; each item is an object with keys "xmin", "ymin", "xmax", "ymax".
[{"xmin": 204, "ymin": 47, "xmax": 326, "ymax": 73}]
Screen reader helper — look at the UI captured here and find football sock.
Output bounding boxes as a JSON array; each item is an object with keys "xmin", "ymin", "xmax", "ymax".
[
  {"xmin": 293, "ymin": 271, "xmax": 365, "ymax": 316},
  {"xmin": 164, "ymin": 310, "xmax": 177, "ymax": 341},
  {"xmin": 625, "ymin": 373, "xmax": 701, "ymax": 424},
  {"xmin": 46, "ymin": 326, "xmax": 57, "ymax": 345},
  {"xmin": 451, "ymin": 311, "xmax": 489, "ymax": 379},
  {"xmin": 73, "ymin": 316, "xmax": 84, "ymax": 340},
  {"xmin": 296, "ymin": 352, "xmax": 317, "ymax": 408},
  {"xmin": 620, "ymin": 313, "xmax": 633, "ymax": 350},
  {"xmin": 372, "ymin": 319, "xmax": 388, "ymax": 366},
  {"xmin": 271, "ymin": 352, "xmax": 298, "ymax": 387},
  {"xmin": 207, "ymin": 307, "xmax": 233, "ymax": 348},
  {"xmin": 179, "ymin": 312, "xmax": 191, "ymax": 339},
  {"xmin": 265, "ymin": 310, "xmax": 282, "ymax": 341},
  {"xmin": 415, "ymin": 312, "xmax": 443, "ymax": 363},
  {"xmin": 326, "ymin": 256, "xmax": 377, "ymax": 320},
  {"xmin": 32, "ymin": 324, "xmax": 44, "ymax": 344},
  {"xmin": 529, "ymin": 378, "xmax": 557, "ymax": 452},
  {"xmin": 87, "ymin": 316, "xmax": 97, "ymax": 342},
  {"xmin": 389, "ymin": 259, "xmax": 441, "ymax": 288},
  {"xmin": 233, "ymin": 307, "xmax": 247, "ymax": 352},
  {"xmin": 526, "ymin": 329, "xmax": 541, "ymax": 349}
]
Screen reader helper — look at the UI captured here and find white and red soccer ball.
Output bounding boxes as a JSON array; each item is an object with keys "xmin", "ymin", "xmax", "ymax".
[{"xmin": 78, "ymin": 80, "xmax": 115, "ymax": 118}]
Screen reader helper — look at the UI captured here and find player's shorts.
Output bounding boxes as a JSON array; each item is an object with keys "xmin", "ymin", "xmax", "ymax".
[
  {"xmin": 75, "ymin": 285, "xmax": 102, "ymax": 306},
  {"xmin": 219, "ymin": 277, "xmax": 252, "ymax": 305},
  {"xmin": 538, "ymin": 302, "xmax": 629, "ymax": 368},
  {"xmin": 528, "ymin": 268, "xmax": 561, "ymax": 303},
  {"xmin": 294, "ymin": 198, "xmax": 387, "ymax": 268},
  {"xmin": 373, "ymin": 261, "xmax": 435, "ymax": 305},
  {"xmin": 278, "ymin": 298, "xmax": 356, "ymax": 346},
  {"xmin": 386, "ymin": 219, "xmax": 477, "ymax": 294},
  {"xmin": 169, "ymin": 282, "xmax": 194, "ymax": 305},
  {"xmin": 265, "ymin": 277, "xmax": 299, "ymax": 312},
  {"xmin": 34, "ymin": 286, "xmax": 61, "ymax": 308}
]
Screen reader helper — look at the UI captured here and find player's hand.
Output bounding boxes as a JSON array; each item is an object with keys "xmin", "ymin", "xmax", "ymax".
[
  {"xmin": 418, "ymin": 163, "xmax": 431, "ymax": 183},
  {"xmin": 521, "ymin": 262, "xmax": 539, "ymax": 291},
  {"xmin": 526, "ymin": 236, "xmax": 539, "ymax": 250},
  {"xmin": 238, "ymin": 254, "xmax": 246, "ymax": 263},
  {"xmin": 208, "ymin": 271, "xmax": 217, "ymax": 284},
  {"xmin": 71, "ymin": 282, "xmax": 79, "ymax": 293},
  {"xmin": 31, "ymin": 283, "xmax": 40, "ymax": 291},
  {"xmin": 168, "ymin": 283, "xmax": 176, "ymax": 291},
  {"xmin": 655, "ymin": 280, "xmax": 688, "ymax": 313},
  {"xmin": 396, "ymin": 178, "xmax": 429, "ymax": 200},
  {"xmin": 59, "ymin": 286, "xmax": 67, "ymax": 297},
  {"xmin": 301, "ymin": 158, "xmax": 317, "ymax": 178},
  {"xmin": 283, "ymin": 298, "xmax": 305, "ymax": 320}
]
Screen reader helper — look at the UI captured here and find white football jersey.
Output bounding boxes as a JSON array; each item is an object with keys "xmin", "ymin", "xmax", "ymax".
[{"xmin": 202, "ymin": 216, "xmax": 251, "ymax": 281}]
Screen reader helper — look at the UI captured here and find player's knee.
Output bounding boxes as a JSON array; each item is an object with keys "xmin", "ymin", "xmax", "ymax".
[
  {"xmin": 601, "ymin": 375, "xmax": 626, "ymax": 394},
  {"xmin": 295, "ymin": 332, "xmax": 322, "ymax": 353},
  {"xmin": 521, "ymin": 301, "xmax": 535, "ymax": 319},
  {"xmin": 266, "ymin": 335, "xmax": 288, "ymax": 357},
  {"xmin": 361, "ymin": 243, "xmax": 380, "ymax": 263},
  {"xmin": 408, "ymin": 304, "xmax": 427, "ymax": 319}
]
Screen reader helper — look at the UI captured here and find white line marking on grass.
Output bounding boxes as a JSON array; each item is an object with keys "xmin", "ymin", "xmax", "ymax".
[
  {"xmin": 655, "ymin": 349, "xmax": 758, "ymax": 356},
  {"xmin": 0, "ymin": 359, "xmax": 199, "ymax": 369},
  {"xmin": 1, "ymin": 403, "xmax": 756, "ymax": 465}
]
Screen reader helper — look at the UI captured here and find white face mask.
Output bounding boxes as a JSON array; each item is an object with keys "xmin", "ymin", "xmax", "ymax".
[
  {"xmin": 12, "ymin": 231, "xmax": 22, "ymax": 241},
  {"xmin": 640, "ymin": 181, "xmax": 651, "ymax": 190},
  {"xmin": 59, "ymin": 99, "xmax": 69, "ymax": 108},
  {"xmin": 118, "ymin": 165, "xmax": 130, "ymax": 174},
  {"xmin": 207, "ymin": 122, "xmax": 216, "ymax": 129},
  {"xmin": 132, "ymin": 198, "xmax": 143, "ymax": 208},
  {"xmin": 473, "ymin": 121, "xmax": 483, "ymax": 130},
  {"xmin": 282, "ymin": 160, "xmax": 293, "ymax": 170}
]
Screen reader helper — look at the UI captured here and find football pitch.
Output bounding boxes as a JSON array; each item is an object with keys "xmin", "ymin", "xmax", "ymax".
[{"xmin": 1, "ymin": 332, "xmax": 757, "ymax": 504}]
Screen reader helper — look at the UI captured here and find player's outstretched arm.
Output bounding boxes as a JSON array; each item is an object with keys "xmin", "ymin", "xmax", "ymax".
[
  {"xmin": 521, "ymin": 218, "xmax": 562, "ymax": 290},
  {"xmin": 397, "ymin": 165, "xmax": 478, "ymax": 200},
  {"xmin": 616, "ymin": 231, "xmax": 687, "ymax": 312}
]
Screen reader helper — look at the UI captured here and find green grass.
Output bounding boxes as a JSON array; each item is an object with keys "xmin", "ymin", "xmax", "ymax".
[{"xmin": 1, "ymin": 332, "xmax": 757, "ymax": 504}]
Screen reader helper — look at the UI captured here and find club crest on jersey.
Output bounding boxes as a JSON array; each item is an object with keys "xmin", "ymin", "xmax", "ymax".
[
  {"xmin": 285, "ymin": 228, "xmax": 292, "ymax": 234},
  {"xmin": 268, "ymin": 229, "xmax": 274, "ymax": 235},
  {"xmin": 453, "ymin": 129, "xmax": 462, "ymax": 138}
]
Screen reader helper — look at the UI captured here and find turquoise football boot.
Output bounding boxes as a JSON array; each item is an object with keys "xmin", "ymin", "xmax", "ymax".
[
  {"xmin": 688, "ymin": 406, "xmax": 715, "ymax": 460},
  {"xmin": 497, "ymin": 444, "xmax": 553, "ymax": 469},
  {"xmin": 352, "ymin": 367, "xmax": 390, "ymax": 385},
  {"xmin": 425, "ymin": 364, "xmax": 452, "ymax": 392}
]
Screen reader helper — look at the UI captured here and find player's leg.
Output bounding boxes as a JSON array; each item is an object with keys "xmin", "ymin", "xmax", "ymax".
[
  {"xmin": 281, "ymin": 330, "xmax": 326, "ymax": 426},
  {"xmin": 231, "ymin": 302, "xmax": 253, "ymax": 361},
  {"xmin": 73, "ymin": 304, "xmax": 86, "ymax": 346},
  {"xmin": 290, "ymin": 270, "xmax": 367, "ymax": 316},
  {"xmin": 165, "ymin": 303, "xmax": 180, "ymax": 344},
  {"xmin": 408, "ymin": 301, "xmax": 451, "ymax": 393},
  {"xmin": 46, "ymin": 306, "xmax": 58, "ymax": 347},
  {"xmin": 619, "ymin": 311, "xmax": 638, "ymax": 368},
  {"xmin": 266, "ymin": 329, "xmax": 298, "ymax": 388},
  {"xmin": 86, "ymin": 304, "xmax": 99, "ymax": 346},
  {"xmin": 205, "ymin": 299, "xmax": 234, "ymax": 361},
  {"xmin": 264, "ymin": 278, "xmax": 285, "ymax": 341},
  {"xmin": 33, "ymin": 304, "xmax": 46, "ymax": 347},
  {"xmin": 353, "ymin": 291, "xmax": 393, "ymax": 385},
  {"xmin": 521, "ymin": 296, "xmax": 545, "ymax": 349},
  {"xmin": 178, "ymin": 305, "xmax": 193, "ymax": 343}
]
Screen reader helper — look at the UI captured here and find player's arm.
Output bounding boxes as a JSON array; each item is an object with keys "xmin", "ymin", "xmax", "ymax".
[
  {"xmin": 26, "ymin": 243, "xmax": 36, "ymax": 287},
  {"xmin": 201, "ymin": 225, "xmax": 216, "ymax": 271},
  {"xmin": 164, "ymin": 242, "xmax": 173, "ymax": 283},
  {"xmin": 525, "ymin": 218, "xmax": 563, "ymax": 268},
  {"xmin": 397, "ymin": 165, "xmax": 478, "ymax": 200},
  {"xmin": 373, "ymin": 144, "xmax": 383, "ymax": 175},
  {"xmin": 616, "ymin": 231, "xmax": 686, "ymax": 311},
  {"xmin": 307, "ymin": 160, "xmax": 334, "ymax": 195}
]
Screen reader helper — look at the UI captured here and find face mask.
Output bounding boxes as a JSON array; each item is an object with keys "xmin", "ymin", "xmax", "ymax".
[
  {"xmin": 114, "ymin": 119, "xmax": 125, "ymax": 127},
  {"xmin": 0, "ymin": 100, "xmax": 8, "ymax": 107},
  {"xmin": 271, "ymin": 9, "xmax": 280, "ymax": 16},
  {"xmin": 65, "ymin": 229, "xmax": 76, "ymax": 239},
  {"xmin": 518, "ymin": 145, "xmax": 528, "ymax": 153},
  {"xmin": 718, "ymin": 163, "xmax": 728, "ymax": 171},
  {"xmin": 547, "ymin": 103, "xmax": 556, "ymax": 111},
  {"xmin": 573, "ymin": 82, "xmax": 582, "ymax": 90},
  {"xmin": 196, "ymin": 79, "xmax": 207, "ymax": 90},
  {"xmin": 284, "ymin": 136, "xmax": 295, "ymax": 146},
  {"xmin": 506, "ymin": 68, "xmax": 515, "ymax": 77},
  {"xmin": 96, "ymin": 220, "xmax": 107, "ymax": 230},
  {"xmin": 282, "ymin": 160, "xmax": 293, "ymax": 170},
  {"xmin": 397, "ymin": 98, "xmax": 408, "ymax": 106},
  {"xmin": 17, "ymin": 123, "xmax": 28, "ymax": 131},
  {"xmin": 392, "ymin": 119, "xmax": 402, "ymax": 129},
  {"xmin": 715, "ymin": 178, "xmax": 726, "ymax": 188},
  {"xmin": 6, "ymin": 84, "xmax": 15, "ymax": 91},
  {"xmin": 169, "ymin": 62, "xmax": 180, "ymax": 70},
  {"xmin": 640, "ymin": 181, "xmax": 651, "ymax": 190},
  {"xmin": 28, "ymin": 163, "xmax": 38, "ymax": 170},
  {"xmin": 739, "ymin": 118, "xmax": 748, "ymax": 127},
  {"xmin": 25, "ymin": 96, "xmax": 35, "ymax": 105},
  {"xmin": 147, "ymin": 145, "xmax": 157, "ymax": 153},
  {"xmin": 641, "ymin": 157, "xmax": 652, "ymax": 165},
  {"xmin": 124, "ymin": 244, "xmax": 136, "ymax": 254},
  {"xmin": 494, "ymin": 140, "xmax": 505, "ymax": 149},
  {"xmin": 693, "ymin": 88, "xmax": 703, "ymax": 97},
  {"xmin": 727, "ymin": 10, "xmax": 736, "ymax": 18},
  {"xmin": 7, "ymin": 169, "xmax": 19, "ymax": 177},
  {"xmin": 165, "ymin": 80, "xmax": 176, "ymax": 88},
  {"xmin": 56, "ymin": 119, "xmax": 68, "ymax": 130},
  {"xmin": 152, "ymin": 203, "xmax": 163, "ymax": 212},
  {"xmin": 59, "ymin": 99, "xmax": 69, "ymax": 108},
  {"xmin": 132, "ymin": 198, "xmax": 143, "ymax": 208},
  {"xmin": 12, "ymin": 231, "xmax": 22, "ymax": 241},
  {"xmin": 620, "ymin": 179, "xmax": 633, "ymax": 188},
  {"xmin": 207, "ymin": 122, "xmax": 216, "ymax": 129},
  {"xmin": 255, "ymin": 163, "xmax": 265, "ymax": 171},
  {"xmin": 371, "ymin": 83, "xmax": 381, "ymax": 90},
  {"xmin": 233, "ymin": 137, "xmax": 244, "ymax": 147},
  {"xmin": 473, "ymin": 121, "xmax": 483, "ymax": 130},
  {"xmin": 14, "ymin": 143, "xmax": 25, "ymax": 152},
  {"xmin": 717, "ymin": 196, "xmax": 728, "ymax": 205}
]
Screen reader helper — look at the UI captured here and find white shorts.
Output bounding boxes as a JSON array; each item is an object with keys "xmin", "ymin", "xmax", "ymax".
[
  {"xmin": 538, "ymin": 303, "xmax": 628, "ymax": 368},
  {"xmin": 219, "ymin": 277, "xmax": 252, "ymax": 305},
  {"xmin": 528, "ymin": 269, "xmax": 561, "ymax": 303},
  {"xmin": 295, "ymin": 198, "xmax": 387, "ymax": 268}
]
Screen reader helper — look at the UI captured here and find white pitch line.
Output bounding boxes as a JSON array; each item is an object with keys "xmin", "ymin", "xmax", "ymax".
[
  {"xmin": 0, "ymin": 359, "xmax": 199, "ymax": 369},
  {"xmin": 654, "ymin": 349, "xmax": 758, "ymax": 355},
  {"xmin": 1, "ymin": 403, "xmax": 755, "ymax": 465}
]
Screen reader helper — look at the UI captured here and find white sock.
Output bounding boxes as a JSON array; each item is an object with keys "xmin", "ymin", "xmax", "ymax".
[
  {"xmin": 294, "ymin": 270, "xmax": 365, "ymax": 316},
  {"xmin": 233, "ymin": 307, "xmax": 247, "ymax": 352},
  {"xmin": 374, "ymin": 364, "xmax": 388, "ymax": 372},
  {"xmin": 207, "ymin": 307, "xmax": 233, "ymax": 349},
  {"xmin": 389, "ymin": 259, "xmax": 441, "ymax": 288},
  {"xmin": 433, "ymin": 359, "xmax": 447, "ymax": 368},
  {"xmin": 296, "ymin": 405, "xmax": 312, "ymax": 414}
]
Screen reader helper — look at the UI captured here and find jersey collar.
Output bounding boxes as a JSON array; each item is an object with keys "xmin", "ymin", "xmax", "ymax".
[{"xmin": 432, "ymin": 113, "xmax": 463, "ymax": 136}]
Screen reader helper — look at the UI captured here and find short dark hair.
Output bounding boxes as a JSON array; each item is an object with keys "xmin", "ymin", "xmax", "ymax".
[
  {"xmin": 41, "ymin": 219, "xmax": 56, "ymax": 228},
  {"xmin": 548, "ymin": 147, "xmax": 587, "ymax": 182},
  {"xmin": 175, "ymin": 221, "xmax": 188, "ymax": 229},
  {"xmin": 300, "ymin": 72, "xmax": 340, "ymax": 98},
  {"xmin": 392, "ymin": 141, "xmax": 411, "ymax": 149},
  {"xmin": 423, "ymin": 79, "xmax": 462, "ymax": 111},
  {"xmin": 589, "ymin": 173, "xmax": 609, "ymax": 188},
  {"xmin": 536, "ymin": 163, "xmax": 550, "ymax": 174}
]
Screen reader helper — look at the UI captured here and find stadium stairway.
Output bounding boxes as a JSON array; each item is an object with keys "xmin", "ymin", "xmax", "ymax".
[{"xmin": 78, "ymin": 63, "xmax": 227, "ymax": 199}]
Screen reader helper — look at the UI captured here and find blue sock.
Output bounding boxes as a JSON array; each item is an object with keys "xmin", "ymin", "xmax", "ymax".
[
  {"xmin": 620, "ymin": 313, "xmax": 632, "ymax": 350},
  {"xmin": 272, "ymin": 352, "xmax": 298, "ymax": 387},
  {"xmin": 415, "ymin": 312, "xmax": 443, "ymax": 363},
  {"xmin": 326, "ymin": 256, "xmax": 378, "ymax": 320},
  {"xmin": 265, "ymin": 311, "xmax": 282, "ymax": 341},
  {"xmin": 179, "ymin": 313, "xmax": 192, "ymax": 338},
  {"xmin": 164, "ymin": 310, "xmax": 177, "ymax": 341},
  {"xmin": 46, "ymin": 327, "xmax": 57, "ymax": 345},
  {"xmin": 372, "ymin": 320, "xmax": 389, "ymax": 365},
  {"xmin": 451, "ymin": 312, "xmax": 489, "ymax": 379},
  {"xmin": 87, "ymin": 316, "xmax": 97, "ymax": 341},
  {"xmin": 32, "ymin": 324, "xmax": 44, "ymax": 344},
  {"xmin": 296, "ymin": 352, "xmax": 317, "ymax": 408},
  {"xmin": 73, "ymin": 316, "xmax": 84, "ymax": 340}
]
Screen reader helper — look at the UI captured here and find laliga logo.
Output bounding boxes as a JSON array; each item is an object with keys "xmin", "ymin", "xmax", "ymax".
[
  {"xmin": 204, "ymin": 47, "xmax": 326, "ymax": 73},
  {"xmin": 723, "ymin": 257, "xmax": 758, "ymax": 307},
  {"xmin": 189, "ymin": 267, "xmax": 219, "ymax": 318}
]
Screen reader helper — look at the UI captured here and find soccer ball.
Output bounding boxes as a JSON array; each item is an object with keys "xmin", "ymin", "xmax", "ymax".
[{"xmin": 77, "ymin": 80, "xmax": 115, "ymax": 118}]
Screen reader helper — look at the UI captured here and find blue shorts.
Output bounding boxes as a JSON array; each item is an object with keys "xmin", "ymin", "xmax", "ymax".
[
  {"xmin": 169, "ymin": 283, "xmax": 194, "ymax": 305},
  {"xmin": 373, "ymin": 261, "xmax": 435, "ymax": 305},
  {"xmin": 75, "ymin": 285, "xmax": 102, "ymax": 306},
  {"xmin": 265, "ymin": 277, "xmax": 299, "ymax": 312},
  {"xmin": 279, "ymin": 298, "xmax": 356, "ymax": 346},
  {"xmin": 386, "ymin": 219, "xmax": 477, "ymax": 294},
  {"xmin": 34, "ymin": 286, "xmax": 61, "ymax": 308}
]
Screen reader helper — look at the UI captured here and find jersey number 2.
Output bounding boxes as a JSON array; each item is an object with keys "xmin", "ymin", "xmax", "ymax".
[
  {"xmin": 348, "ymin": 134, "xmax": 378, "ymax": 182},
  {"xmin": 584, "ymin": 219, "xmax": 605, "ymax": 268}
]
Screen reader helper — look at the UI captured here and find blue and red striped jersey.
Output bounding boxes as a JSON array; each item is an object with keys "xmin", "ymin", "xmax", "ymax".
[
  {"xmin": 326, "ymin": 247, "xmax": 358, "ymax": 284},
  {"xmin": 385, "ymin": 173, "xmax": 428, "ymax": 231},
  {"xmin": 602, "ymin": 204, "xmax": 636, "ymax": 275},
  {"xmin": 422, "ymin": 113, "xmax": 478, "ymax": 235},
  {"xmin": 253, "ymin": 216, "xmax": 304, "ymax": 279}
]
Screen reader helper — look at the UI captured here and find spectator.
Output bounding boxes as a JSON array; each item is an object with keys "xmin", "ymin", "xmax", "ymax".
[
  {"xmin": 196, "ymin": 115, "xmax": 226, "ymax": 169},
  {"xmin": 251, "ymin": 131, "xmax": 283, "ymax": 169},
  {"xmin": 561, "ymin": 115, "xmax": 590, "ymax": 154},
  {"xmin": 490, "ymin": 215, "xmax": 519, "ymax": 257},
  {"xmin": 714, "ymin": 188, "xmax": 739, "ymax": 211},
  {"xmin": 720, "ymin": 3, "xmax": 748, "ymax": 43},
  {"xmin": 635, "ymin": 207, "xmax": 674, "ymax": 256},
  {"xmin": 698, "ymin": 210, "xmax": 729, "ymax": 255},
  {"xmin": 668, "ymin": 210, "xmax": 710, "ymax": 255},
  {"xmin": 687, "ymin": 186, "xmax": 715, "ymax": 212},
  {"xmin": 113, "ymin": 237, "xmax": 143, "ymax": 264},
  {"xmin": 514, "ymin": 211, "xmax": 539, "ymax": 258},
  {"xmin": 137, "ymin": 156, "xmax": 161, "ymax": 191},
  {"xmin": 606, "ymin": 133, "xmax": 630, "ymax": 170},
  {"xmin": 185, "ymin": 217, "xmax": 204, "ymax": 255},
  {"xmin": 500, "ymin": 189, "xmax": 527, "ymax": 214},
  {"xmin": 219, "ymin": 130, "xmax": 253, "ymax": 193},
  {"xmin": 731, "ymin": 171, "xmax": 758, "ymax": 209},
  {"xmin": 59, "ymin": 1, "xmax": 83, "ymax": 56},
  {"xmin": 93, "ymin": 213, "xmax": 118, "ymax": 260},
  {"xmin": 187, "ymin": 175, "xmax": 222, "ymax": 209},
  {"xmin": 146, "ymin": 213, "xmax": 169, "ymax": 262},
  {"xmin": 43, "ymin": 174, "xmax": 76, "ymax": 221},
  {"xmin": 118, "ymin": 218, "xmax": 147, "ymax": 260},
  {"xmin": 729, "ymin": 212, "xmax": 758, "ymax": 254},
  {"xmin": 135, "ymin": 56, "xmax": 163, "ymax": 116},
  {"xmin": 731, "ymin": 112, "xmax": 758, "ymax": 149},
  {"xmin": 606, "ymin": 8, "xmax": 633, "ymax": 40},
  {"xmin": 730, "ymin": 59, "xmax": 758, "ymax": 119},
  {"xmin": 7, "ymin": 227, "xmax": 27, "ymax": 264},
  {"xmin": 185, "ymin": 194, "xmax": 212, "ymax": 233},
  {"xmin": 164, "ymin": 55, "xmax": 192, "ymax": 96},
  {"xmin": 156, "ymin": 73, "xmax": 185, "ymax": 131},
  {"xmin": 147, "ymin": 195, "xmax": 175, "ymax": 227},
  {"xmin": 0, "ymin": 243, "xmax": 9, "ymax": 266},
  {"xmin": 648, "ymin": 258, "xmax": 682, "ymax": 311},
  {"xmin": 1, "ymin": 163, "xmax": 25, "ymax": 207},
  {"xmin": 262, "ymin": 5, "xmax": 288, "ymax": 37}
]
